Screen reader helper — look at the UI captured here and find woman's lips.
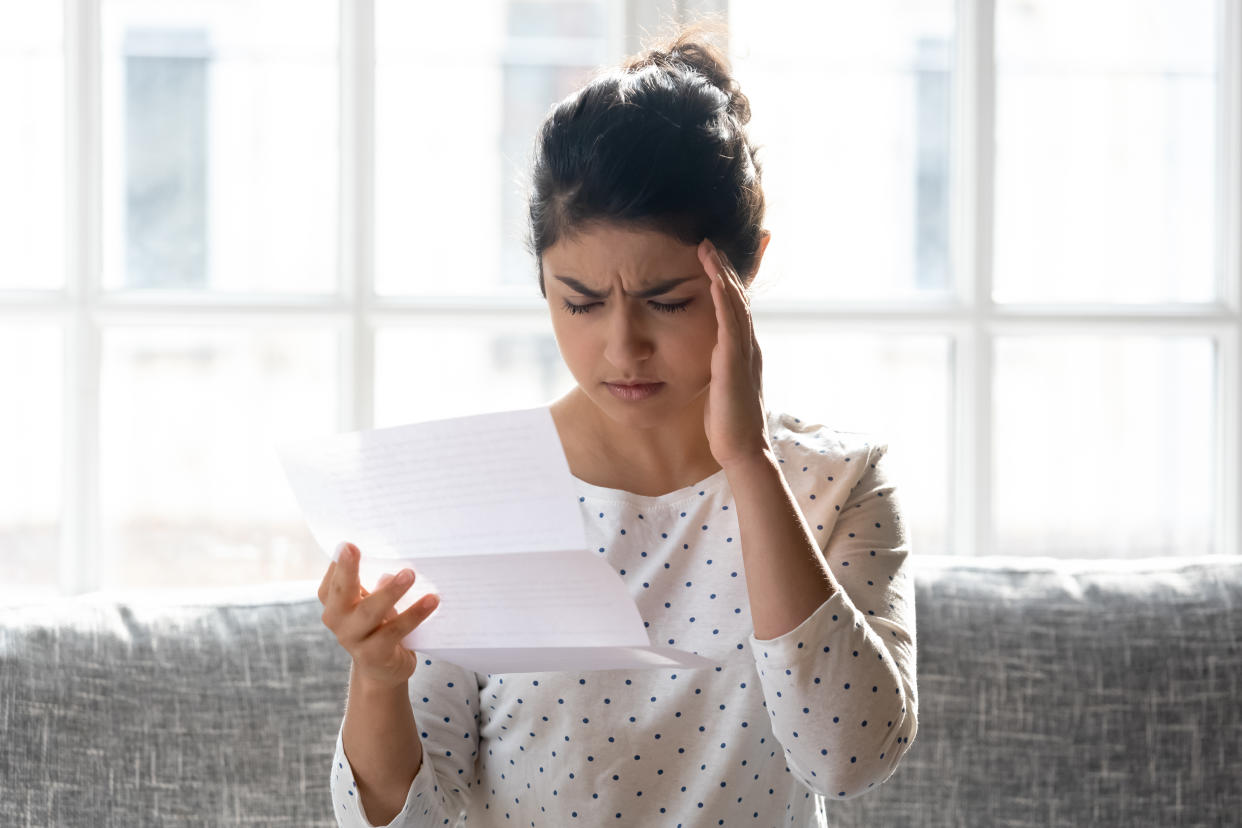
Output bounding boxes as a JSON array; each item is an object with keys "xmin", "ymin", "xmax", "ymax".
[{"xmin": 604, "ymin": 382, "xmax": 665, "ymax": 401}]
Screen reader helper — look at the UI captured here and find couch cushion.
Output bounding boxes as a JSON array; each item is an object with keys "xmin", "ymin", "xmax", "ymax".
[
  {"xmin": 829, "ymin": 554, "xmax": 1242, "ymax": 827},
  {"xmin": 0, "ymin": 581, "xmax": 347, "ymax": 827}
]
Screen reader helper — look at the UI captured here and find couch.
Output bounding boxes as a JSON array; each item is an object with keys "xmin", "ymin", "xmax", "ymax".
[{"xmin": 2, "ymin": 554, "xmax": 1239, "ymax": 827}]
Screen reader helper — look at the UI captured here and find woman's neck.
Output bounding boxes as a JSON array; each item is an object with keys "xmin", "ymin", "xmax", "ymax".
[{"xmin": 550, "ymin": 387, "xmax": 720, "ymax": 494}]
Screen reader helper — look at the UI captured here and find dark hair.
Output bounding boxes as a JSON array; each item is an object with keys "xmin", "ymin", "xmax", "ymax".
[{"xmin": 524, "ymin": 20, "xmax": 766, "ymax": 298}]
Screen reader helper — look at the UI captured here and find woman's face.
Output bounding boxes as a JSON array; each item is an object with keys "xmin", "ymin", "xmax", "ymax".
[{"xmin": 542, "ymin": 223, "xmax": 721, "ymax": 430}]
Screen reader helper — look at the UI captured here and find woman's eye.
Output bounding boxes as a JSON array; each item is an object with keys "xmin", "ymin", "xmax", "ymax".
[
  {"xmin": 561, "ymin": 299, "xmax": 598, "ymax": 315},
  {"xmin": 560, "ymin": 299, "xmax": 691, "ymax": 316}
]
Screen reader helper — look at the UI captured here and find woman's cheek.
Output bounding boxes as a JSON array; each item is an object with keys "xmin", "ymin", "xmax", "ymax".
[{"xmin": 689, "ymin": 322, "xmax": 718, "ymax": 375}]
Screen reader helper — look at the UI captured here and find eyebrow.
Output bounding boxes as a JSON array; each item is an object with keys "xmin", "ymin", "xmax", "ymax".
[{"xmin": 552, "ymin": 275, "xmax": 699, "ymax": 300}]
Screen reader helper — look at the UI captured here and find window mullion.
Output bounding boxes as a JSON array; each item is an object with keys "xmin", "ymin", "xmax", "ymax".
[
  {"xmin": 340, "ymin": 0, "xmax": 374, "ymax": 433},
  {"xmin": 950, "ymin": 0, "xmax": 995, "ymax": 557},
  {"xmin": 1218, "ymin": 0, "xmax": 1242, "ymax": 555},
  {"xmin": 63, "ymin": 0, "xmax": 103, "ymax": 594}
]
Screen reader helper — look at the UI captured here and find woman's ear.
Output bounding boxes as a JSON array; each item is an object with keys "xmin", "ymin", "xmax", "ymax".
[{"xmin": 756, "ymin": 230, "xmax": 772, "ymax": 270}]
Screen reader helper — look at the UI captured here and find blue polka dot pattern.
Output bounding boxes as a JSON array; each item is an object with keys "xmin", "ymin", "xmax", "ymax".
[{"xmin": 329, "ymin": 411, "xmax": 917, "ymax": 826}]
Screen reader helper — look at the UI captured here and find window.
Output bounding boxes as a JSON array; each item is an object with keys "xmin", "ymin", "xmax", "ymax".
[
  {"xmin": 729, "ymin": 0, "xmax": 1237, "ymax": 559},
  {"xmin": 1, "ymin": 0, "xmax": 1237, "ymax": 596},
  {"xmin": 122, "ymin": 27, "xmax": 210, "ymax": 289}
]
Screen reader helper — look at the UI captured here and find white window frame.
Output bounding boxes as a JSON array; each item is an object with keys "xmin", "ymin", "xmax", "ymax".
[{"xmin": 19, "ymin": 0, "xmax": 1242, "ymax": 593}]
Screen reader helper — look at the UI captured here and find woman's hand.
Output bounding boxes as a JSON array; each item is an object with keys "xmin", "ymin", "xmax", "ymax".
[
  {"xmin": 699, "ymin": 238, "xmax": 772, "ymax": 470},
  {"xmin": 318, "ymin": 542, "xmax": 440, "ymax": 689}
]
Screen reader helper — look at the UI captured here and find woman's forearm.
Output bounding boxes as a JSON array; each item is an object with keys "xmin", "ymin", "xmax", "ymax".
[
  {"xmin": 725, "ymin": 447, "xmax": 841, "ymax": 641},
  {"xmin": 341, "ymin": 665, "xmax": 424, "ymax": 825}
]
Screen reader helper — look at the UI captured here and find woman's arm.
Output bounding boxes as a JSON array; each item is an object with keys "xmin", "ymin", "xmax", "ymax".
[
  {"xmin": 342, "ymin": 667, "xmax": 424, "ymax": 824},
  {"xmin": 737, "ymin": 440, "xmax": 919, "ymax": 798},
  {"xmin": 725, "ymin": 447, "xmax": 840, "ymax": 639},
  {"xmin": 700, "ymin": 238, "xmax": 841, "ymax": 639},
  {"xmin": 319, "ymin": 544, "xmax": 441, "ymax": 825}
]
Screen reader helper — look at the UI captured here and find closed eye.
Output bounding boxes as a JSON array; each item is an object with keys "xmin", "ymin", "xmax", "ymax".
[{"xmin": 561, "ymin": 299, "xmax": 691, "ymax": 316}]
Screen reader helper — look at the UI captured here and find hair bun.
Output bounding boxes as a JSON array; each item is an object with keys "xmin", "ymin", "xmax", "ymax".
[{"xmin": 623, "ymin": 21, "xmax": 752, "ymax": 125}]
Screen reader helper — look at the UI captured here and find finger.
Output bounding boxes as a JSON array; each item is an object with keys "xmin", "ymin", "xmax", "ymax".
[
  {"xmin": 317, "ymin": 561, "xmax": 337, "ymax": 605},
  {"xmin": 701, "ymin": 241, "xmax": 742, "ymax": 345},
  {"xmin": 360, "ymin": 570, "xmax": 401, "ymax": 600},
  {"xmin": 372, "ymin": 573, "xmax": 400, "ymax": 622},
  {"xmin": 708, "ymin": 241, "xmax": 746, "ymax": 302},
  {"xmin": 710, "ymin": 266, "xmax": 739, "ymax": 349},
  {"xmin": 711, "ymin": 245, "xmax": 756, "ymax": 363},
  {"xmin": 713, "ymin": 245, "xmax": 752, "ymax": 331},
  {"xmin": 328, "ymin": 542, "xmax": 363, "ymax": 614},
  {"xmin": 377, "ymin": 592, "xmax": 441, "ymax": 645},
  {"xmin": 349, "ymin": 568, "xmax": 418, "ymax": 634},
  {"xmin": 706, "ymin": 241, "xmax": 749, "ymax": 328}
]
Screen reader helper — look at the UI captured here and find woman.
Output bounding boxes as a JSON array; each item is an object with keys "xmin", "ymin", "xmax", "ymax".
[{"xmin": 320, "ymin": 22, "xmax": 918, "ymax": 827}]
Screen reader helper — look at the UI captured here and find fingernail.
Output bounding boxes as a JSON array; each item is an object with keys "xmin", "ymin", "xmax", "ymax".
[
  {"xmin": 333, "ymin": 541, "xmax": 350, "ymax": 562},
  {"xmin": 396, "ymin": 569, "xmax": 413, "ymax": 586},
  {"xmin": 423, "ymin": 594, "xmax": 440, "ymax": 611}
]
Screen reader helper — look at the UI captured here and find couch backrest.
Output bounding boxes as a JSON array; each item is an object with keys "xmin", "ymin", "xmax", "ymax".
[
  {"xmin": 0, "ymin": 583, "xmax": 346, "ymax": 827},
  {"xmin": 828, "ymin": 554, "xmax": 1242, "ymax": 827},
  {"xmin": 2, "ymin": 557, "xmax": 1240, "ymax": 827}
]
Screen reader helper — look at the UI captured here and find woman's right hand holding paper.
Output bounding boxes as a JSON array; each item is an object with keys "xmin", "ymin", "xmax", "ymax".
[{"xmin": 318, "ymin": 541, "xmax": 441, "ymax": 688}]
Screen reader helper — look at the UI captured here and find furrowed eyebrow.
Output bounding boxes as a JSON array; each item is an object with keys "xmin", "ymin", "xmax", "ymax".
[{"xmin": 553, "ymin": 275, "xmax": 698, "ymax": 300}]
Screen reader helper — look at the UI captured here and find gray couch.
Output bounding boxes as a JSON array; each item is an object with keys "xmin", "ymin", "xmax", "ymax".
[{"xmin": 2, "ymin": 554, "xmax": 1239, "ymax": 827}]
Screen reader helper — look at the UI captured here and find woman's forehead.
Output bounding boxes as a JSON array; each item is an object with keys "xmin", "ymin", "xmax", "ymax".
[{"xmin": 574, "ymin": 218, "xmax": 692, "ymax": 244}]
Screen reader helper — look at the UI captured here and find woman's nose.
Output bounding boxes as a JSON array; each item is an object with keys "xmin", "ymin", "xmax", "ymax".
[{"xmin": 603, "ymin": 302, "xmax": 654, "ymax": 364}]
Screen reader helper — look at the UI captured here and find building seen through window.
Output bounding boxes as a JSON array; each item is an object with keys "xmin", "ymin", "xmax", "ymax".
[{"xmin": 123, "ymin": 27, "xmax": 210, "ymax": 289}]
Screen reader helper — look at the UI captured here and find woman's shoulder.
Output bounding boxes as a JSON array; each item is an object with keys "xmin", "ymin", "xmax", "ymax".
[{"xmin": 765, "ymin": 409, "xmax": 888, "ymax": 466}]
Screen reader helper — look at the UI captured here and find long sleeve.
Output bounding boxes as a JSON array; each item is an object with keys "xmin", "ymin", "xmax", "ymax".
[
  {"xmin": 746, "ymin": 440, "xmax": 918, "ymax": 799},
  {"xmin": 330, "ymin": 653, "xmax": 481, "ymax": 827}
]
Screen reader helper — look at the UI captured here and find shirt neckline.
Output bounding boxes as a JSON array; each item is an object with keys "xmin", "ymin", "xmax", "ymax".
[
  {"xmin": 571, "ymin": 465, "xmax": 731, "ymax": 507},
  {"xmin": 566, "ymin": 410, "xmax": 788, "ymax": 506}
]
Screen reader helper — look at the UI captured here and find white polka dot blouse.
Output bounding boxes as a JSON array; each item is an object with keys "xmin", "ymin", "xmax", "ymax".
[{"xmin": 330, "ymin": 411, "xmax": 919, "ymax": 826}]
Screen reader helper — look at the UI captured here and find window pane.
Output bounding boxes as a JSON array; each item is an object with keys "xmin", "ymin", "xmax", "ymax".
[
  {"xmin": 994, "ymin": 336, "xmax": 1214, "ymax": 556},
  {"xmin": 99, "ymin": 326, "xmax": 338, "ymax": 588},
  {"xmin": 0, "ymin": 4, "xmax": 63, "ymax": 291},
  {"xmin": 994, "ymin": 0, "xmax": 1217, "ymax": 304},
  {"xmin": 374, "ymin": 320, "xmax": 574, "ymax": 425},
  {"xmin": 374, "ymin": 0, "xmax": 614, "ymax": 297},
  {"xmin": 754, "ymin": 324, "xmax": 951, "ymax": 555},
  {"xmin": 0, "ymin": 325, "xmax": 62, "ymax": 596},
  {"xmin": 100, "ymin": 0, "xmax": 338, "ymax": 294},
  {"xmin": 730, "ymin": 0, "xmax": 955, "ymax": 301}
]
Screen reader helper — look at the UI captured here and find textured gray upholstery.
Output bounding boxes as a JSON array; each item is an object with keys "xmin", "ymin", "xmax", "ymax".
[
  {"xmin": 829, "ymin": 555, "xmax": 1242, "ymax": 828},
  {"xmin": 2, "ymin": 556, "xmax": 1239, "ymax": 827},
  {"xmin": 0, "ymin": 582, "xmax": 348, "ymax": 827}
]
